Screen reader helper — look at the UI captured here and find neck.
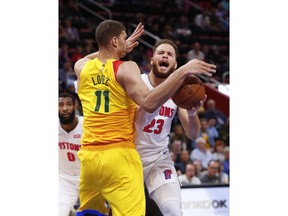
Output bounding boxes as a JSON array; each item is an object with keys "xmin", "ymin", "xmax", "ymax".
[
  {"xmin": 148, "ymin": 71, "xmax": 166, "ymax": 87},
  {"xmin": 97, "ymin": 48, "xmax": 119, "ymax": 63}
]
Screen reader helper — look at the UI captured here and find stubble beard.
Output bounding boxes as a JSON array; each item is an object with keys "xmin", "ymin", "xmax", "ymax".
[{"xmin": 152, "ymin": 63, "xmax": 175, "ymax": 79}]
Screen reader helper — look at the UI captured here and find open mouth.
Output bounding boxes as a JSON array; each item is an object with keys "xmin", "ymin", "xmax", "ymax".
[{"xmin": 159, "ymin": 61, "xmax": 169, "ymax": 69}]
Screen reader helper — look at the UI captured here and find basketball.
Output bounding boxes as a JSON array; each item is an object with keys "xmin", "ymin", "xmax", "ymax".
[{"xmin": 171, "ymin": 76, "xmax": 206, "ymax": 109}]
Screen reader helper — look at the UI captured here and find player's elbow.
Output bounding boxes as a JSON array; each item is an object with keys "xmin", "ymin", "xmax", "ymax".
[
  {"xmin": 74, "ymin": 60, "xmax": 82, "ymax": 76},
  {"xmin": 187, "ymin": 131, "xmax": 198, "ymax": 140},
  {"xmin": 141, "ymin": 104, "xmax": 157, "ymax": 113}
]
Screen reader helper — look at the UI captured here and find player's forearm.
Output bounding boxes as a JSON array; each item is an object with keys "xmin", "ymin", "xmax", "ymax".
[
  {"xmin": 185, "ymin": 114, "xmax": 201, "ymax": 140},
  {"xmin": 178, "ymin": 108, "xmax": 201, "ymax": 140}
]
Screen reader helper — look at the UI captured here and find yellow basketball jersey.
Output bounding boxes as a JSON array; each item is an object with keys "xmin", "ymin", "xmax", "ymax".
[{"xmin": 77, "ymin": 58, "xmax": 137, "ymax": 150}]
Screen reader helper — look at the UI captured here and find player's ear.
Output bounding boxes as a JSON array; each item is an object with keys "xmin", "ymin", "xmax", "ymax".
[
  {"xmin": 150, "ymin": 58, "xmax": 153, "ymax": 65},
  {"xmin": 174, "ymin": 61, "xmax": 178, "ymax": 69},
  {"xmin": 112, "ymin": 36, "xmax": 117, "ymax": 47}
]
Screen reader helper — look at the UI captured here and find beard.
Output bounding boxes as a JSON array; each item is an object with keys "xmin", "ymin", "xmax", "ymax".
[
  {"xmin": 59, "ymin": 109, "xmax": 75, "ymax": 125},
  {"xmin": 152, "ymin": 63, "xmax": 175, "ymax": 79}
]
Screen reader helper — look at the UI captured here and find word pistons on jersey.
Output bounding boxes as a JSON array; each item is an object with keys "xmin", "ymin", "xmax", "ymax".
[
  {"xmin": 158, "ymin": 105, "xmax": 175, "ymax": 118},
  {"xmin": 163, "ymin": 169, "xmax": 172, "ymax": 180},
  {"xmin": 59, "ymin": 142, "xmax": 81, "ymax": 151}
]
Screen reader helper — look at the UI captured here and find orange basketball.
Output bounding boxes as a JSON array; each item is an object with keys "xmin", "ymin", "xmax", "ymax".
[{"xmin": 171, "ymin": 76, "xmax": 206, "ymax": 109}]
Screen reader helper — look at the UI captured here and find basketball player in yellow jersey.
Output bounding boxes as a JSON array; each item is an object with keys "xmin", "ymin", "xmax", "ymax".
[{"xmin": 74, "ymin": 20, "xmax": 216, "ymax": 216}]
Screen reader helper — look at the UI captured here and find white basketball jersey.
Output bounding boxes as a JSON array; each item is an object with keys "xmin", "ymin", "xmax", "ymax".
[
  {"xmin": 58, "ymin": 116, "xmax": 83, "ymax": 176},
  {"xmin": 135, "ymin": 74, "xmax": 178, "ymax": 157}
]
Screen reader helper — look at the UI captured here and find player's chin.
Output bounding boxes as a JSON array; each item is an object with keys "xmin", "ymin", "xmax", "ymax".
[{"xmin": 155, "ymin": 71, "xmax": 170, "ymax": 79}]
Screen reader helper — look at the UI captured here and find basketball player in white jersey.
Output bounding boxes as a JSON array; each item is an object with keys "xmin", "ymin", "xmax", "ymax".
[
  {"xmin": 59, "ymin": 92, "xmax": 84, "ymax": 216},
  {"xmin": 134, "ymin": 39, "xmax": 205, "ymax": 216}
]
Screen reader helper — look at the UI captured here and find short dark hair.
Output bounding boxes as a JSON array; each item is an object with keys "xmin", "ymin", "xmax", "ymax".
[
  {"xmin": 59, "ymin": 92, "xmax": 76, "ymax": 105},
  {"xmin": 208, "ymin": 159, "xmax": 219, "ymax": 167},
  {"xmin": 152, "ymin": 39, "xmax": 178, "ymax": 58},
  {"xmin": 95, "ymin": 20, "xmax": 126, "ymax": 46}
]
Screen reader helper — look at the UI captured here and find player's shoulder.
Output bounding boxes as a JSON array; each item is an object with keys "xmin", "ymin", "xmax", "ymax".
[
  {"xmin": 76, "ymin": 115, "xmax": 84, "ymax": 123},
  {"xmin": 117, "ymin": 60, "xmax": 141, "ymax": 78},
  {"xmin": 119, "ymin": 60, "xmax": 138, "ymax": 69}
]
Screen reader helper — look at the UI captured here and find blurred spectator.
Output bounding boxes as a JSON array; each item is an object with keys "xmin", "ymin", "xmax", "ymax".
[
  {"xmin": 212, "ymin": 139, "xmax": 225, "ymax": 162},
  {"xmin": 169, "ymin": 138, "xmax": 183, "ymax": 164},
  {"xmin": 186, "ymin": 42, "xmax": 205, "ymax": 62},
  {"xmin": 177, "ymin": 149, "xmax": 192, "ymax": 174},
  {"xmin": 140, "ymin": 61, "xmax": 151, "ymax": 75},
  {"xmin": 205, "ymin": 98, "xmax": 227, "ymax": 128},
  {"xmin": 206, "ymin": 115, "xmax": 219, "ymax": 148},
  {"xmin": 63, "ymin": 19, "xmax": 80, "ymax": 42},
  {"xmin": 202, "ymin": 44, "xmax": 213, "ymax": 62},
  {"xmin": 219, "ymin": 163, "xmax": 229, "ymax": 183},
  {"xmin": 161, "ymin": 23, "xmax": 179, "ymax": 42},
  {"xmin": 59, "ymin": 43, "xmax": 71, "ymax": 68},
  {"xmin": 83, "ymin": 40, "xmax": 97, "ymax": 55},
  {"xmin": 192, "ymin": 117, "xmax": 214, "ymax": 150},
  {"xmin": 71, "ymin": 45, "xmax": 84, "ymax": 64},
  {"xmin": 135, "ymin": 12, "xmax": 145, "ymax": 24},
  {"xmin": 220, "ymin": 10, "xmax": 229, "ymax": 30},
  {"xmin": 178, "ymin": 163, "xmax": 201, "ymax": 185},
  {"xmin": 150, "ymin": 22, "xmax": 160, "ymax": 37},
  {"xmin": 209, "ymin": 45, "xmax": 229, "ymax": 74},
  {"xmin": 59, "ymin": 19, "xmax": 68, "ymax": 43},
  {"xmin": 170, "ymin": 151, "xmax": 182, "ymax": 176},
  {"xmin": 174, "ymin": 15, "xmax": 193, "ymax": 43},
  {"xmin": 175, "ymin": 0, "xmax": 185, "ymax": 9},
  {"xmin": 59, "ymin": 0, "xmax": 68, "ymax": 19},
  {"xmin": 138, "ymin": 49, "xmax": 152, "ymax": 75},
  {"xmin": 192, "ymin": 159, "xmax": 204, "ymax": 178},
  {"xmin": 64, "ymin": 60, "xmax": 76, "ymax": 87},
  {"xmin": 217, "ymin": 117, "xmax": 229, "ymax": 146},
  {"xmin": 194, "ymin": 10, "xmax": 211, "ymax": 30},
  {"xmin": 215, "ymin": 3, "xmax": 226, "ymax": 20},
  {"xmin": 190, "ymin": 137, "xmax": 213, "ymax": 169},
  {"xmin": 222, "ymin": 146, "xmax": 229, "ymax": 176},
  {"xmin": 66, "ymin": 0, "xmax": 83, "ymax": 20},
  {"xmin": 66, "ymin": 85, "xmax": 83, "ymax": 116},
  {"xmin": 199, "ymin": 159, "xmax": 221, "ymax": 184},
  {"xmin": 142, "ymin": 16, "xmax": 158, "ymax": 45},
  {"xmin": 170, "ymin": 123, "xmax": 188, "ymax": 150},
  {"xmin": 197, "ymin": 0, "xmax": 212, "ymax": 11},
  {"xmin": 219, "ymin": 0, "xmax": 229, "ymax": 11},
  {"xmin": 192, "ymin": 160, "xmax": 204, "ymax": 177},
  {"xmin": 59, "ymin": 60, "xmax": 74, "ymax": 91}
]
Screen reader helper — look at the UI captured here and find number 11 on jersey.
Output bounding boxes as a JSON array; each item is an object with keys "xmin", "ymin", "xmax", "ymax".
[{"xmin": 95, "ymin": 90, "xmax": 110, "ymax": 113}]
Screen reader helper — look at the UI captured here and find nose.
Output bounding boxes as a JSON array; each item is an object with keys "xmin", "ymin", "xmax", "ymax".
[
  {"xmin": 162, "ymin": 54, "xmax": 168, "ymax": 59},
  {"xmin": 62, "ymin": 104, "xmax": 69, "ymax": 111}
]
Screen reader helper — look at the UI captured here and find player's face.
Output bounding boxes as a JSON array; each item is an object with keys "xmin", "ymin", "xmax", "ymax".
[
  {"xmin": 151, "ymin": 44, "xmax": 177, "ymax": 79},
  {"xmin": 59, "ymin": 97, "xmax": 75, "ymax": 124},
  {"xmin": 116, "ymin": 31, "xmax": 128, "ymax": 58}
]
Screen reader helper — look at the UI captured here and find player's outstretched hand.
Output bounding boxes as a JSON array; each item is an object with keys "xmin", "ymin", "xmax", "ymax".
[
  {"xmin": 184, "ymin": 59, "xmax": 217, "ymax": 77},
  {"xmin": 187, "ymin": 94, "xmax": 207, "ymax": 116},
  {"xmin": 126, "ymin": 23, "xmax": 144, "ymax": 53}
]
